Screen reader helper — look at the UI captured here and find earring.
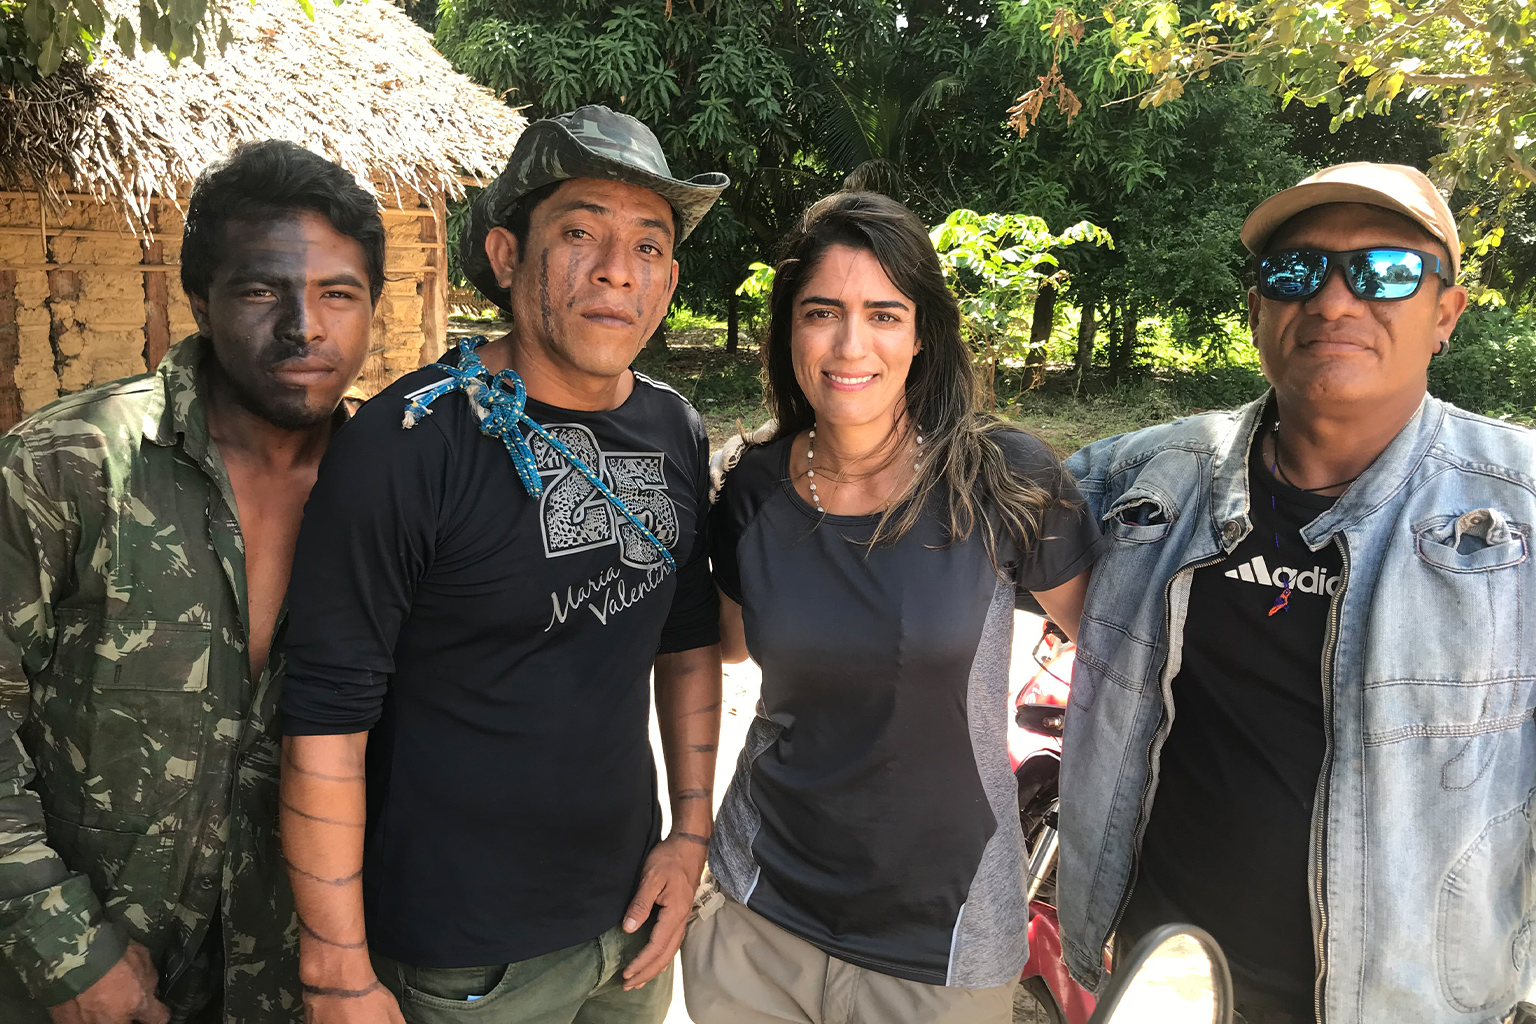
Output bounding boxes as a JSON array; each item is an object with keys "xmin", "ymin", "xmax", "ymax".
[{"xmin": 1435, "ymin": 338, "xmax": 1451, "ymax": 356}]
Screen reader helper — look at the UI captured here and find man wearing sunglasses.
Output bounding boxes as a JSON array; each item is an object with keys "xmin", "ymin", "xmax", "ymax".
[{"xmin": 1056, "ymin": 162, "xmax": 1536, "ymax": 1024}]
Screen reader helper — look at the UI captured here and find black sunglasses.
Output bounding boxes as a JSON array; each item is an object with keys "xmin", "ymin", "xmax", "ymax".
[{"xmin": 1257, "ymin": 247, "xmax": 1452, "ymax": 303}]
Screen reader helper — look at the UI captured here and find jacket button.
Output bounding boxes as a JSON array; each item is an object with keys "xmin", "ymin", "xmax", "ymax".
[{"xmin": 1222, "ymin": 520, "xmax": 1241, "ymax": 543}]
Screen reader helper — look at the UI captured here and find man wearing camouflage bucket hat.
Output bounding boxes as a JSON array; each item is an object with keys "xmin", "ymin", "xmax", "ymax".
[{"xmin": 278, "ymin": 106, "xmax": 729, "ymax": 1024}]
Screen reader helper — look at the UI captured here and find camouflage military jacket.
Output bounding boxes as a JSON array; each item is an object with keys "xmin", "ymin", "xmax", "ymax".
[{"xmin": 0, "ymin": 336, "xmax": 300, "ymax": 1020}]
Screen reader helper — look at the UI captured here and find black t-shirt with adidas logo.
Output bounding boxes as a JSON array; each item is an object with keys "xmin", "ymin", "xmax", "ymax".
[{"xmin": 1125, "ymin": 426, "xmax": 1338, "ymax": 1015}]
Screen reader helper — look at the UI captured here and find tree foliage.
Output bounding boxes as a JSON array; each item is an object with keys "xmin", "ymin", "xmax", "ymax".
[
  {"xmin": 1, "ymin": 0, "xmax": 262, "ymax": 83},
  {"xmin": 989, "ymin": 0, "xmax": 1309, "ymax": 357},
  {"xmin": 932, "ymin": 210, "xmax": 1111, "ymax": 354},
  {"xmin": 432, "ymin": 0, "xmax": 1530, "ymax": 386},
  {"xmin": 435, "ymin": 0, "xmax": 817, "ymax": 310},
  {"xmin": 1104, "ymin": 0, "xmax": 1536, "ymax": 221}
]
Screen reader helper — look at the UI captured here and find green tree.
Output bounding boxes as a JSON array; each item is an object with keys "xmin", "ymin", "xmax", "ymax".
[
  {"xmin": 435, "ymin": 0, "xmax": 822, "ymax": 349},
  {"xmin": 434, "ymin": 0, "xmax": 1005, "ymax": 347},
  {"xmin": 1105, "ymin": 0, "xmax": 1535, "ymax": 220},
  {"xmin": 930, "ymin": 208, "xmax": 1112, "ymax": 402},
  {"xmin": 979, "ymin": 0, "xmax": 1308, "ymax": 375},
  {"xmin": 0, "ymin": 0, "xmax": 316, "ymax": 83},
  {"xmin": 803, "ymin": 23, "xmax": 965, "ymax": 198}
]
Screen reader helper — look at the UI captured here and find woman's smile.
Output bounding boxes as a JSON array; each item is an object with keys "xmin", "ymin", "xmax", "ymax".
[{"xmin": 824, "ymin": 371, "xmax": 878, "ymax": 390}]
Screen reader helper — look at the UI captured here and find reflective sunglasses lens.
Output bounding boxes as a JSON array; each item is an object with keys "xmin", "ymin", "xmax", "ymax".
[
  {"xmin": 1262, "ymin": 251, "xmax": 1328, "ymax": 299},
  {"xmin": 1348, "ymin": 249, "xmax": 1424, "ymax": 300}
]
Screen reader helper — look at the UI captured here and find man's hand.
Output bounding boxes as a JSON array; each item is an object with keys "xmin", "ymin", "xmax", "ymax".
[
  {"xmin": 46, "ymin": 942, "xmax": 169, "ymax": 1024},
  {"xmin": 301, "ymin": 978, "xmax": 407, "ymax": 1024},
  {"xmin": 620, "ymin": 832, "xmax": 709, "ymax": 991}
]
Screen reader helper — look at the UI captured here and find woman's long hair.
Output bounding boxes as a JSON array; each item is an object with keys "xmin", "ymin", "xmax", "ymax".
[{"xmin": 760, "ymin": 191, "xmax": 1057, "ymax": 569}]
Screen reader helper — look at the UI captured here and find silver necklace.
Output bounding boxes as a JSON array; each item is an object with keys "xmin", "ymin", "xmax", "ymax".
[{"xmin": 805, "ymin": 426, "xmax": 924, "ymax": 513}]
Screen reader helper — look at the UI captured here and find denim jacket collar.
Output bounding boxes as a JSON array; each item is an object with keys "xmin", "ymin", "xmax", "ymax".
[
  {"xmin": 1208, "ymin": 391, "xmax": 1447, "ymax": 552},
  {"xmin": 1207, "ymin": 395, "xmax": 1267, "ymax": 548},
  {"xmin": 1299, "ymin": 394, "xmax": 1444, "ymax": 549}
]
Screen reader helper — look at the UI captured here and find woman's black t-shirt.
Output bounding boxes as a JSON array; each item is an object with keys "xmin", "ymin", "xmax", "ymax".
[{"xmin": 708, "ymin": 428, "xmax": 1108, "ymax": 989}]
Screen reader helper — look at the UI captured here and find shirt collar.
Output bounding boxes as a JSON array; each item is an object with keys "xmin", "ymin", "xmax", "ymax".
[
  {"xmin": 145, "ymin": 333, "xmax": 212, "ymax": 455},
  {"xmin": 144, "ymin": 333, "xmax": 354, "ymax": 457}
]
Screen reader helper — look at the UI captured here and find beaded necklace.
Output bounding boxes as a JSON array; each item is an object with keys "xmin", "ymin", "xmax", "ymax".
[{"xmin": 805, "ymin": 426, "xmax": 923, "ymax": 514}]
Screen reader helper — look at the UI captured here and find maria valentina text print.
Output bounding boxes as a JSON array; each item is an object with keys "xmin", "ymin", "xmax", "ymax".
[{"xmin": 534, "ymin": 423, "xmax": 681, "ymax": 633}]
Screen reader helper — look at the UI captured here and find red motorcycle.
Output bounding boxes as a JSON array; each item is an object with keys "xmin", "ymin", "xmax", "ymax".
[{"xmin": 1011, "ymin": 611, "xmax": 1097, "ymax": 1024}]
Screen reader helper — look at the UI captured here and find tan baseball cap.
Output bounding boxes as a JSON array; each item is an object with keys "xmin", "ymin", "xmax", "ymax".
[{"xmin": 1241, "ymin": 162, "xmax": 1461, "ymax": 279}]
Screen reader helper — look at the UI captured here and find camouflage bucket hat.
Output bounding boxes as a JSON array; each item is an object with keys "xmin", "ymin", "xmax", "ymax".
[{"xmin": 462, "ymin": 104, "xmax": 730, "ymax": 312}]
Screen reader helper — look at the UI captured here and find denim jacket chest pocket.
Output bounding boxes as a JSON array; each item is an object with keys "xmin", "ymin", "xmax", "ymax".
[
  {"xmin": 1104, "ymin": 484, "xmax": 1180, "ymax": 544},
  {"xmin": 1076, "ymin": 453, "xmax": 1207, "ymax": 712},
  {"xmin": 1357, "ymin": 503, "xmax": 1535, "ymax": 843},
  {"xmin": 1361, "ymin": 506, "xmax": 1533, "ymax": 722},
  {"xmin": 1416, "ymin": 507, "xmax": 1527, "ymax": 572}
]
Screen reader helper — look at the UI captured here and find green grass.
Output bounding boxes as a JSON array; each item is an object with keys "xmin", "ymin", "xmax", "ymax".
[
  {"xmin": 664, "ymin": 303, "xmax": 728, "ymax": 333},
  {"xmin": 1007, "ymin": 386, "xmax": 1189, "ymax": 455},
  {"xmin": 632, "ymin": 330, "xmax": 771, "ymax": 445}
]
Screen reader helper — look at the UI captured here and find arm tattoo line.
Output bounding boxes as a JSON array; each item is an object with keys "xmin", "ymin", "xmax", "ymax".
[
  {"xmin": 302, "ymin": 981, "xmax": 383, "ymax": 999},
  {"xmin": 283, "ymin": 858, "xmax": 363, "ymax": 887},
  {"xmin": 674, "ymin": 788, "xmax": 711, "ymax": 801},
  {"xmin": 683, "ymin": 702, "xmax": 721, "ymax": 716},
  {"xmin": 283, "ymin": 750, "xmax": 365, "ymax": 783},
  {"xmin": 280, "ymin": 798, "xmax": 366, "ymax": 828},
  {"xmin": 674, "ymin": 831, "xmax": 711, "ymax": 846},
  {"xmin": 297, "ymin": 915, "xmax": 367, "ymax": 950},
  {"xmin": 687, "ymin": 744, "xmax": 717, "ymax": 753}
]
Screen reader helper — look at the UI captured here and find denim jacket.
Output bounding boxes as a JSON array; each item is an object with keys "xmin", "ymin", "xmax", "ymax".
[{"xmin": 1060, "ymin": 393, "xmax": 1536, "ymax": 1024}]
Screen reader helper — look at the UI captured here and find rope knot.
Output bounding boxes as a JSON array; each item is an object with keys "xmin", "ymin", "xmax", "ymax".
[{"xmin": 402, "ymin": 336, "xmax": 676, "ymax": 572}]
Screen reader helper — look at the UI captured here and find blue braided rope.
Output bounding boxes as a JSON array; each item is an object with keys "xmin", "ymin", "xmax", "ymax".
[{"xmin": 403, "ymin": 336, "xmax": 676, "ymax": 572}]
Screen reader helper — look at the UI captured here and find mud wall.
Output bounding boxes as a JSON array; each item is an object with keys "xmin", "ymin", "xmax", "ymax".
[{"xmin": 0, "ymin": 191, "xmax": 446, "ymax": 433}]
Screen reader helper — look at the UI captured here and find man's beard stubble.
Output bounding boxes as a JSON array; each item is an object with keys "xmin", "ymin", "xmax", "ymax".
[{"xmin": 209, "ymin": 338, "xmax": 336, "ymax": 431}]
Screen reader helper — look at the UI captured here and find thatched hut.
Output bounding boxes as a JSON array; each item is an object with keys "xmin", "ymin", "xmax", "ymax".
[{"xmin": 0, "ymin": 0, "xmax": 525, "ymax": 431}]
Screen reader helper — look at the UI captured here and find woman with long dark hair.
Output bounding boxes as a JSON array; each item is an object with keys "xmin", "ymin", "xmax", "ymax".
[{"xmin": 681, "ymin": 192, "xmax": 1109, "ymax": 1023}]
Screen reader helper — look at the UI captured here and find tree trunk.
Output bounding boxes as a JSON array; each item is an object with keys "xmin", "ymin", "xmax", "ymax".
[
  {"xmin": 1026, "ymin": 282, "xmax": 1056, "ymax": 390},
  {"xmin": 645, "ymin": 319, "xmax": 668, "ymax": 356},
  {"xmin": 726, "ymin": 288, "xmax": 740, "ymax": 354},
  {"xmin": 1074, "ymin": 293, "xmax": 1098, "ymax": 392},
  {"xmin": 1104, "ymin": 302, "xmax": 1121, "ymax": 371},
  {"xmin": 1113, "ymin": 299, "xmax": 1138, "ymax": 382}
]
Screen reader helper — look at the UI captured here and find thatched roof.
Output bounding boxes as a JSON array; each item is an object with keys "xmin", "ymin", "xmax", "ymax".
[{"xmin": 0, "ymin": 0, "xmax": 525, "ymax": 223}]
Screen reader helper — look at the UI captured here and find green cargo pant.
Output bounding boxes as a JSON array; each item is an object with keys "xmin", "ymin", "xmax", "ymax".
[{"xmin": 371, "ymin": 921, "xmax": 672, "ymax": 1024}]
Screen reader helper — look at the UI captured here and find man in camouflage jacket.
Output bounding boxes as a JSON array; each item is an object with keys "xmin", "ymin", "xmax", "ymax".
[{"xmin": 0, "ymin": 141, "xmax": 383, "ymax": 1024}]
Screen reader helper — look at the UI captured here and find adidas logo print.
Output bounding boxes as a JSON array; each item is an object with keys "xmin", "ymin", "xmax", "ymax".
[{"xmin": 1224, "ymin": 554, "xmax": 1340, "ymax": 596}]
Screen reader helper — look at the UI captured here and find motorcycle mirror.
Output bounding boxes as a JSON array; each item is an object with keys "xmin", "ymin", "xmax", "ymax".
[
  {"xmin": 1085, "ymin": 924, "xmax": 1234, "ymax": 1024},
  {"xmin": 1015, "ymin": 703, "xmax": 1066, "ymax": 737}
]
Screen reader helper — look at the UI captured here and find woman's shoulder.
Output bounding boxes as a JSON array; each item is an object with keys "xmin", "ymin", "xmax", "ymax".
[
  {"xmin": 710, "ymin": 425, "xmax": 791, "ymax": 508},
  {"xmin": 980, "ymin": 422, "xmax": 1066, "ymax": 482}
]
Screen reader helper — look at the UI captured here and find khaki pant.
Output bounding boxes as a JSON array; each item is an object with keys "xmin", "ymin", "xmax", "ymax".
[
  {"xmin": 680, "ymin": 888, "xmax": 1015, "ymax": 1024},
  {"xmin": 372, "ymin": 921, "xmax": 672, "ymax": 1024}
]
